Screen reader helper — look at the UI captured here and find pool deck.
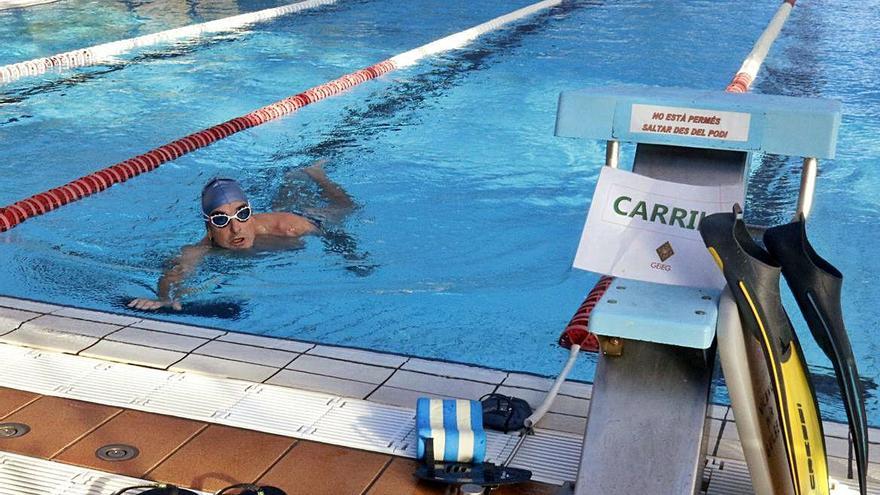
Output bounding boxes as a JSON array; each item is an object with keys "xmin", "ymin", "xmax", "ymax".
[{"xmin": 0, "ymin": 294, "xmax": 878, "ymax": 494}]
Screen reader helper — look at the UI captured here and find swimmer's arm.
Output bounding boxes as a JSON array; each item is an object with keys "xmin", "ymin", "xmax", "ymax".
[
  {"xmin": 303, "ymin": 160, "xmax": 354, "ymax": 209},
  {"xmin": 157, "ymin": 242, "xmax": 210, "ymax": 300},
  {"xmin": 129, "ymin": 242, "xmax": 210, "ymax": 311}
]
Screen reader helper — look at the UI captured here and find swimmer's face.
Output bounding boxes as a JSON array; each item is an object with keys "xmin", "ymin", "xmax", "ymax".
[{"xmin": 206, "ymin": 201, "xmax": 256, "ymax": 250}]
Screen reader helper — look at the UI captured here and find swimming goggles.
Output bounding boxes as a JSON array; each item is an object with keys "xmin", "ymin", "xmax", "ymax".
[{"xmin": 203, "ymin": 203, "xmax": 252, "ymax": 228}]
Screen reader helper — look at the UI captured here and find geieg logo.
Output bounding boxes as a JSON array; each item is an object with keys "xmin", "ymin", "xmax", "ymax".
[{"xmin": 652, "ymin": 241, "xmax": 674, "ymax": 271}]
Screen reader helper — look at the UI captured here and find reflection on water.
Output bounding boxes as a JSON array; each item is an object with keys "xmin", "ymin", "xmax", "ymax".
[
  {"xmin": 0, "ymin": 33, "xmax": 249, "ymax": 106},
  {"xmin": 286, "ymin": 1, "xmax": 598, "ymax": 166}
]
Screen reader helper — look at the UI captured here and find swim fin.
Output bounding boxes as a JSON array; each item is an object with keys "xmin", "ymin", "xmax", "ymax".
[
  {"xmin": 700, "ymin": 206, "xmax": 829, "ymax": 494},
  {"xmin": 765, "ymin": 215, "xmax": 868, "ymax": 495}
]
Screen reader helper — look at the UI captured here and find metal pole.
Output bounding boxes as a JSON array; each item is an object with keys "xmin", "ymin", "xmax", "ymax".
[
  {"xmin": 605, "ymin": 140, "xmax": 620, "ymax": 168},
  {"xmin": 795, "ymin": 157, "xmax": 817, "ymax": 220}
]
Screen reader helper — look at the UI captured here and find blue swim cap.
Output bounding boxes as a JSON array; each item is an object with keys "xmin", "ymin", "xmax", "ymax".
[{"xmin": 201, "ymin": 178, "xmax": 248, "ymax": 214}]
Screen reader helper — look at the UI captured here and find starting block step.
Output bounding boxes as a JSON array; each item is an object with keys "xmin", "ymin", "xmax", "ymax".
[{"xmin": 588, "ymin": 279, "xmax": 719, "ymax": 349}]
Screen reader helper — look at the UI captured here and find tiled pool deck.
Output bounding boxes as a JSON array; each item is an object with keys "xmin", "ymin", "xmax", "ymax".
[{"xmin": 0, "ymin": 295, "xmax": 878, "ymax": 493}]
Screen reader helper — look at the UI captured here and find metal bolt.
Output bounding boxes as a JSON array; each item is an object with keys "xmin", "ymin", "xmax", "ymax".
[
  {"xmin": 96, "ymin": 444, "xmax": 139, "ymax": 461},
  {"xmin": 0, "ymin": 422, "xmax": 30, "ymax": 438},
  {"xmin": 695, "ymin": 310, "xmax": 706, "ymax": 315},
  {"xmin": 600, "ymin": 336, "xmax": 624, "ymax": 357},
  {"xmin": 106, "ymin": 448, "xmax": 126, "ymax": 458},
  {"xmin": 701, "ymin": 295, "xmax": 712, "ymax": 300}
]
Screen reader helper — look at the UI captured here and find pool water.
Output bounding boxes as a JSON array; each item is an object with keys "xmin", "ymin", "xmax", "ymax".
[{"xmin": 1, "ymin": 0, "xmax": 878, "ymax": 424}]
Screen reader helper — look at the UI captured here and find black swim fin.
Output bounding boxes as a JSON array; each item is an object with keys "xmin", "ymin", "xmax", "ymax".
[
  {"xmin": 765, "ymin": 216, "xmax": 868, "ymax": 495},
  {"xmin": 700, "ymin": 206, "xmax": 829, "ymax": 494}
]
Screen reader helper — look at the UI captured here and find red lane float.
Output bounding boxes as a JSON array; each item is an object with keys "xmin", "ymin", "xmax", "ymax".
[
  {"xmin": 725, "ymin": 73, "xmax": 753, "ymax": 94},
  {"xmin": 558, "ymin": 275, "xmax": 614, "ymax": 353},
  {"xmin": 725, "ymin": 0, "xmax": 795, "ymax": 93},
  {"xmin": 0, "ymin": 60, "xmax": 396, "ymax": 232}
]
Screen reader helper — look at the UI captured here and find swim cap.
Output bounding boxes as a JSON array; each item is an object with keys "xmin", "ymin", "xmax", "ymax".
[{"xmin": 201, "ymin": 178, "xmax": 248, "ymax": 214}]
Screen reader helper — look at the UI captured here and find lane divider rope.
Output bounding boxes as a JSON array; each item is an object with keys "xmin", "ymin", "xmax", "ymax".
[
  {"xmin": 0, "ymin": 0, "xmax": 564, "ymax": 233},
  {"xmin": 726, "ymin": 0, "xmax": 795, "ymax": 93},
  {"xmin": 0, "ymin": 0, "xmax": 338, "ymax": 85}
]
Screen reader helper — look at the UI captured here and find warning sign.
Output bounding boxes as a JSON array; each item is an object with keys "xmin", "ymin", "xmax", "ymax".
[{"xmin": 629, "ymin": 104, "xmax": 751, "ymax": 142}]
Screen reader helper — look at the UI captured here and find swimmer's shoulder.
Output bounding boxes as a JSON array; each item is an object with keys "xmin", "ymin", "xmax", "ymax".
[
  {"xmin": 187, "ymin": 239, "xmax": 213, "ymax": 254},
  {"xmin": 255, "ymin": 212, "xmax": 319, "ymax": 237}
]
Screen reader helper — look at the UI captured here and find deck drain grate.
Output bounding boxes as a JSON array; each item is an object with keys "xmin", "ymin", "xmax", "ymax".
[
  {"xmin": 0, "ymin": 422, "xmax": 30, "ymax": 438},
  {"xmin": 96, "ymin": 444, "xmax": 140, "ymax": 461}
]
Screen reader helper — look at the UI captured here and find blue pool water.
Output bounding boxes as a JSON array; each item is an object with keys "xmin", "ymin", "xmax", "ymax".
[{"xmin": 1, "ymin": 0, "xmax": 878, "ymax": 424}]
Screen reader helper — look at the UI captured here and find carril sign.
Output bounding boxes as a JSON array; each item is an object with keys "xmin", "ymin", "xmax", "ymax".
[
  {"xmin": 574, "ymin": 167, "xmax": 741, "ymax": 288},
  {"xmin": 612, "ymin": 196, "xmax": 708, "ymax": 230}
]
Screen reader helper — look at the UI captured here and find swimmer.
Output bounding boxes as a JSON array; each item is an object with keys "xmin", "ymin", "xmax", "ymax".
[{"xmin": 128, "ymin": 161, "xmax": 355, "ymax": 311}]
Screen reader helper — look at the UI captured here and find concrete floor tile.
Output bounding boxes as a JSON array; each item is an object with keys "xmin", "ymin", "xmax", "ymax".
[
  {"xmin": 21, "ymin": 314, "xmax": 122, "ymax": 338},
  {"xmin": 258, "ymin": 440, "xmax": 390, "ymax": 495},
  {"xmin": 870, "ymin": 427, "xmax": 880, "ymax": 445},
  {"xmin": 0, "ymin": 387, "xmax": 40, "ymax": 418},
  {"xmin": 367, "ymin": 386, "xmax": 427, "ymax": 410},
  {"xmin": 194, "ymin": 340, "xmax": 297, "ymax": 368},
  {"xmin": 52, "ymin": 307, "xmax": 140, "ymax": 326},
  {"xmin": 0, "ymin": 396, "xmax": 121, "ymax": 458},
  {"xmin": 147, "ymin": 424, "xmax": 295, "ymax": 492},
  {"xmin": 384, "ymin": 370, "xmax": 495, "ymax": 400},
  {"xmin": 55, "ymin": 409, "xmax": 207, "ymax": 478},
  {"xmin": 81, "ymin": 340, "xmax": 186, "ymax": 369},
  {"xmin": 721, "ymin": 420, "xmax": 740, "ymax": 441},
  {"xmin": 287, "ymin": 354, "xmax": 394, "ymax": 384},
  {"xmin": 403, "ymin": 358, "xmax": 507, "ymax": 384},
  {"xmin": 365, "ymin": 457, "xmax": 446, "ymax": 495},
  {"xmin": 308, "ymin": 345, "xmax": 408, "ymax": 368},
  {"xmin": 170, "ymin": 354, "xmax": 278, "ymax": 382},
  {"xmin": 495, "ymin": 386, "xmax": 589, "ymax": 417},
  {"xmin": 0, "ymin": 325, "xmax": 99, "ymax": 353},
  {"xmin": 708, "ymin": 404, "xmax": 729, "ymax": 421},
  {"xmin": 870, "ymin": 440, "xmax": 880, "ymax": 464},
  {"xmin": 706, "ymin": 418, "xmax": 723, "ymax": 454},
  {"xmin": 0, "ymin": 296, "xmax": 61, "ymax": 313},
  {"xmin": 217, "ymin": 332, "xmax": 314, "ymax": 353},
  {"xmin": 823, "ymin": 419, "xmax": 852, "ymax": 440},
  {"xmin": 502, "ymin": 372, "xmax": 592, "ymax": 398},
  {"xmin": 826, "ymin": 456, "xmax": 859, "ymax": 486},
  {"xmin": 535, "ymin": 413, "xmax": 587, "ymax": 436},
  {"xmin": 826, "ymin": 435, "xmax": 851, "ymax": 460},
  {"xmin": 266, "ymin": 370, "xmax": 376, "ymax": 399},
  {"xmin": 134, "ymin": 319, "xmax": 226, "ymax": 339},
  {"xmin": 107, "ymin": 327, "xmax": 208, "ymax": 352},
  {"xmin": 867, "ymin": 461, "xmax": 880, "ymax": 484},
  {"xmin": 0, "ymin": 307, "xmax": 40, "ymax": 334},
  {"xmin": 714, "ymin": 438, "xmax": 746, "ymax": 461}
]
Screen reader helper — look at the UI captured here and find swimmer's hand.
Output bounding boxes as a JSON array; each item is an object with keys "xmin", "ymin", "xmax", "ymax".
[
  {"xmin": 302, "ymin": 159, "xmax": 329, "ymax": 179},
  {"xmin": 127, "ymin": 298, "xmax": 182, "ymax": 311}
]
